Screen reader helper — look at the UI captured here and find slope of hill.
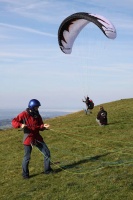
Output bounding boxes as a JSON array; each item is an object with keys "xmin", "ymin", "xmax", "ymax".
[{"xmin": 0, "ymin": 98, "xmax": 133, "ymax": 200}]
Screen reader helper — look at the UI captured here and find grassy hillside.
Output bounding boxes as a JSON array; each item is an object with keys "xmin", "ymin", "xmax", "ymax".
[{"xmin": 0, "ymin": 98, "xmax": 133, "ymax": 200}]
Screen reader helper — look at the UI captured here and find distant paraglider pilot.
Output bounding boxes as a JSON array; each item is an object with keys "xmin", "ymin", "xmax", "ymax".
[
  {"xmin": 96, "ymin": 106, "xmax": 108, "ymax": 126},
  {"xmin": 82, "ymin": 96, "xmax": 94, "ymax": 114}
]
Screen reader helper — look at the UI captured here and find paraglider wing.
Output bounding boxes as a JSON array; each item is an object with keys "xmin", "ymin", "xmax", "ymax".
[{"xmin": 58, "ymin": 12, "xmax": 117, "ymax": 54}]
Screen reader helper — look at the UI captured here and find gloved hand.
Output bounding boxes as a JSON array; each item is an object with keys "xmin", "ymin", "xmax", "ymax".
[
  {"xmin": 44, "ymin": 124, "xmax": 50, "ymax": 129},
  {"xmin": 21, "ymin": 124, "xmax": 27, "ymax": 129}
]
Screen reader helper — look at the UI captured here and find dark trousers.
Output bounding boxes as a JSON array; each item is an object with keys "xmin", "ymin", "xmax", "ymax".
[{"xmin": 22, "ymin": 141, "xmax": 51, "ymax": 177}]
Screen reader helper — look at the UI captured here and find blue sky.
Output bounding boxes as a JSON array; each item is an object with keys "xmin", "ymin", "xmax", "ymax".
[{"xmin": 0, "ymin": 0, "xmax": 133, "ymax": 111}]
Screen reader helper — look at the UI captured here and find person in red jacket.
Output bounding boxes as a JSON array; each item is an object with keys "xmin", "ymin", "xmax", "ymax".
[{"xmin": 12, "ymin": 99, "xmax": 53, "ymax": 179}]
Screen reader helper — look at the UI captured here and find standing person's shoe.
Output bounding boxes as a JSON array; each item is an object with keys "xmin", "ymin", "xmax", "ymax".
[
  {"xmin": 44, "ymin": 168, "xmax": 54, "ymax": 174},
  {"xmin": 23, "ymin": 176, "xmax": 30, "ymax": 179}
]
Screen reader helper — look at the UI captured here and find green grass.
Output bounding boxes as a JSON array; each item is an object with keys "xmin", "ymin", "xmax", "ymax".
[{"xmin": 1, "ymin": 98, "xmax": 133, "ymax": 200}]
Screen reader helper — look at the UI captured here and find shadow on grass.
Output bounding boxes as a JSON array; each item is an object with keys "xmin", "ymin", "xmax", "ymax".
[
  {"xmin": 54, "ymin": 152, "xmax": 110, "ymax": 173},
  {"xmin": 30, "ymin": 173, "xmax": 40, "ymax": 178},
  {"xmin": 28, "ymin": 153, "xmax": 113, "ymax": 177},
  {"xmin": 109, "ymin": 122, "xmax": 121, "ymax": 125}
]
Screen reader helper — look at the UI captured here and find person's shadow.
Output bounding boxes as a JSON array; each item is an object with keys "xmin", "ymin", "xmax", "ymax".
[
  {"xmin": 53, "ymin": 152, "xmax": 110, "ymax": 173},
  {"xmin": 29, "ymin": 152, "xmax": 110, "ymax": 178}
]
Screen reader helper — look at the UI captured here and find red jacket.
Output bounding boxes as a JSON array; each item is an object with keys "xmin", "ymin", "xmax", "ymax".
[{"xmin": 12, "ymin": 110, "xmax": 45, "ymax": 145}]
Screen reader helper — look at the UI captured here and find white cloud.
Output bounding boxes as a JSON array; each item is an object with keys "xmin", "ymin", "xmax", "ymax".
[
  {"xmin": 0, "ymin": 22, "xmax": 56, "ymax": 37},
  {"xmin": 0, "ymin": 52, "xmax": 31, "ymax": 58}
]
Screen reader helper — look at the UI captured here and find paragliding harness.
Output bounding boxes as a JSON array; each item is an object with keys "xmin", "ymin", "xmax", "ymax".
[{"xmin": 86, "ymin": 99, "xmax": 94, "ymax": 110}]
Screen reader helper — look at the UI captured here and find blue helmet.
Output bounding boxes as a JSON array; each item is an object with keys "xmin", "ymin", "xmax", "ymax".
[{"xmin": 28, "ymin": 99, "xmax": 41, "ymax": 109}]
